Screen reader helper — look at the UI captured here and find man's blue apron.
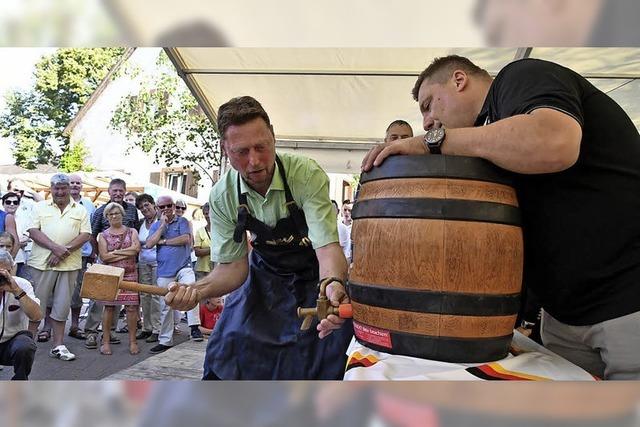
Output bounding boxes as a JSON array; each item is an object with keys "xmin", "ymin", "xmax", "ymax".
[{"xmin": 203, "ymin": 156, "xmax": 353, "ymax": 380}]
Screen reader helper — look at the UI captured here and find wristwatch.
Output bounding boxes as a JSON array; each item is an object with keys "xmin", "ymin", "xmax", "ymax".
[
  {"xmin": 424, "ymin": 127, "xmax": 446, "ymax": 154},
  {"xmin": 520, "ymin": 320, "xmax": 536, "ymax": 330},
  {"xmin": 159, "ymin": 239, "xmax": 167, "ymax": 246}
]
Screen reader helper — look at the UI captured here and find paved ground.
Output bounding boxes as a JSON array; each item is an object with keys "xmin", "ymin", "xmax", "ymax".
[
  {"xmin": 0, "ymin": 316, "xmax": 200, "ymax": 380},
  {"xmin": 107, "ymin": 337, "xmax": 205, "ymax": 380}
]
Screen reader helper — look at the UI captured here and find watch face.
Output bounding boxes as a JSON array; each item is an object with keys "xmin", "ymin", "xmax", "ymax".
[{"xmin": 425, "ymin": 128, "xmax": 445, "ymax": 144}]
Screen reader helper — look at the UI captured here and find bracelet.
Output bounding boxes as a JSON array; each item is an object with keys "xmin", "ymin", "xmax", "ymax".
[
  {"xmin": 318, "ymin": 277, "xmax": 345, "ymax": 288},
  {"xmin": 14, "ymin": 290, "xmax": 27, "ymax": 300}
]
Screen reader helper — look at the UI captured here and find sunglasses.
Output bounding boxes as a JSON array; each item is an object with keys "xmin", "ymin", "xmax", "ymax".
[
  {"xmin": 3, "ymin": 200, "xmax": 19, "ymax": 205},
  {"xmin": 157, "ymin": 204, "xmax": 174, "ymax": 210},
  {"xmin": 175, "ymin": 206, "xmax": 186, "ymax": 211}
]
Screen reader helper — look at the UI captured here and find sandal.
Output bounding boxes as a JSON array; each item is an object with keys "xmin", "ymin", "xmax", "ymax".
[
  {"xmin": 37, "ymin": 330, "xmax": 51, "ymax": 342},
  {"xmin": 68, "ymin": 328, "xmax": 86, "ymax": 340}
]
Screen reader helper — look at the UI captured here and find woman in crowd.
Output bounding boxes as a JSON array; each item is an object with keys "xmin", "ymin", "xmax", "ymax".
[
  {"xmin": 193, "ymin": 202, "xmax": 212, "ymax": 280},
  {"xmin": 2, "ymin": 192, "xmax": 28, "ymax": 274},
  {"xmin": 97, "ymin": 202, "xmax": 141, "ymax": 355},
  {"xmin": 0, "ymin": 193, "xmax": 19, "ymax": 258}
]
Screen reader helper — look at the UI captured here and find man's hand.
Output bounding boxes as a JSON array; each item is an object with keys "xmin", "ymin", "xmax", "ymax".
[
  {"xmin": 47, "ymin": 254, "xmax": 61, "ymax": 267},
  {"xmin": 0, "ymin": 269, "xmax": 21, "ymax": 294},
  {"xmin": 317, "ymin": 281, "xmax": 350, "ymax": 339},
  {"xmin": 361, "ymin": 135, "xmax": 427, "ymax": 172},
  {"xmin": 165, "ymin": 283, "xmax": 200, "ymax": 311},
  {"xmin": 50, "ymin": 243, "xmax": 71, "ymax": 260},
  {"xmin": 159, "ymin": 213, "xmax": 169, "ymax": 225}
]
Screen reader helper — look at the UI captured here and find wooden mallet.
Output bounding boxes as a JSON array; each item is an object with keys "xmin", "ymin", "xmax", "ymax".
[{"xmin": 80, "ymin": 264, "xmax": 168, "ymax": 300}]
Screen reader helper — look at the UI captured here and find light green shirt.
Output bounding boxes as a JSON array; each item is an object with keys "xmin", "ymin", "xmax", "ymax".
[{"xmin": 209, "ymin": 152, "xmax": 338, "ymax": 263}]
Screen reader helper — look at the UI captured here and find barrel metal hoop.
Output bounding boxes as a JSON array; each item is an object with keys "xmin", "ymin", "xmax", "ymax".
[
  {"xmin": 348, "ymin": 282, "xmax": 521, "ymax": 316},
  {"xmin": 359, "ymin": 155, "xmax": 516, "ymax": 187},
  {"xmin": 351, "ymin": 198, "xmax": 522, "ymax": 226},
  {"xmin": 353, "ymin": 323, "xmax": 513, "ymax": 363}
]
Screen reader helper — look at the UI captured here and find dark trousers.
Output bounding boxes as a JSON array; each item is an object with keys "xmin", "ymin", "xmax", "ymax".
[{"xmin": 0, "ymin": 332, "xmax": 37, "ymax": 380}]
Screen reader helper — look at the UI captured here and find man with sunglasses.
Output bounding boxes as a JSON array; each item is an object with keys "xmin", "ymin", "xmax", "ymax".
[
  {"xmin": 83, "ymin": 178, "xmax": 140, "ymax": 349},
  {"xmin": 145, "ymin": 195, "xmax": 202, "ymax": 353}
]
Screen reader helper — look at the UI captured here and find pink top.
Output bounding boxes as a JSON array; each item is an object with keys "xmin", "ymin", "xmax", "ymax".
[{"xmin": 101, "ymin": 227, "xmax": 138, "ymax": 282}]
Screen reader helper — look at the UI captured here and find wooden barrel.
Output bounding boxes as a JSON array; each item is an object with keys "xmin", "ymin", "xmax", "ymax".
[{"xmin": 349, "ymin": 155, "xmax": 523, "ymax": 363}]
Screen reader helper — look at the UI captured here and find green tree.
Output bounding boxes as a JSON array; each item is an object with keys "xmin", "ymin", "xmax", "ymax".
[
  {"xmin": 110, "ymin": 51, "xmax": 221, "ymax": 185},
  {"xmin": 0, "ymin": 48, "xmax": 126, "ymax": 168},
  {"xmin": 58, "ymin": 140, "xmax": 95, "ymax": 172}
]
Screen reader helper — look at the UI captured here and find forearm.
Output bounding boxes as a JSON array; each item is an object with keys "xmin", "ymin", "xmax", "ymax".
[
  {"xmin": 441, "ymin": 111, "xmax": 581, "ymax": 174},
  {"xmin": 193, "ymin": 258, "xmax": 248, "ymax": 299},
  {"xmin": 4, "ymin": 216, "xmax": 19, "ymax": 257},
  {"xmin": 165, "ymin": 234, "xmax": 191, "ymax": 246},
  {"xmin": 99, "ymin": 252, "xmax": 125, "ymax": 262},
  {"xmin": 28, "ymin": 229, "xmax": 61, "ymax": 252},
  {"xmin": 19, "ymin": 295, "xmax": 43, "ymax": 321},
  {"xmin": 112, "ymin": 248, "xmax": 139, "ymax": 256},
  {"xmin": 194, "ymin": 246, "xmax": 210, "ymax": 257},
  {"xmin": 145, "ymin": 225, "xmax": 166, "ymax": 248},
  {"xmin": 316, "ymin": 242, "xmax": 348, "ymax": 283},
  {"xmin": 65, "ymin": 233, "xmax": 91, "ymax": 252}
]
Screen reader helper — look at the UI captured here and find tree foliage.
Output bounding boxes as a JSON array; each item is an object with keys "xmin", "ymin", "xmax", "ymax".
[
  {"xmin": 58, "ymin": 140, "xmax": 94, "ymax": 172},
  {"xmin": 0, "ymin": 48, "xmax": 125, "ymax": 168},
  {"xmin": 110, "ymin": 51, "xmax": 221, "ymax": 185}
]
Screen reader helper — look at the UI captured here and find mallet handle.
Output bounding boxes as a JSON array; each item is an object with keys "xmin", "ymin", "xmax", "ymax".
[{"xmin": 120, "ymin": 281, "xmax": 169, "ymax": 296}]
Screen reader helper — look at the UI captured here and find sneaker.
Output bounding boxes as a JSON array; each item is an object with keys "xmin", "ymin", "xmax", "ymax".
[
  {"xmin": 136, "ymin": 330, "xmax": 152, "ymax": 340},
  {"xmin": 110, "ymin": 332, "xmax": 121, "ymax": 344},
  {"xmin": 49, "ymin": 345, "xmax": 76, "ymax": 361},
  {"xmin": 145, "ymin": 333, "xmax": 159, "ymax": 343},
  {"xmin": 85, "ymin": 333, "xmax": 98, "ymax": 349},
  {"xmin": 190, "ymin": 326, "xmax": 204, "ymax": 342},
  {"xmin": 149, "ymin": 344, "xmax": 172, "ymax": 354}
]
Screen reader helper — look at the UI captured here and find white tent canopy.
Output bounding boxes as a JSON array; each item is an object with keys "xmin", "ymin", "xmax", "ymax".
[{"xmin": 166, "ymin": 47, "xmax": 640, "ymax": 173}]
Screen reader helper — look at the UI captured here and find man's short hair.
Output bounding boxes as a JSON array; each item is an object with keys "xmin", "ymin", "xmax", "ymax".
[
  {"xmin": 109, "ymin": 178, "xmax": 127, "ymax": 189},
  {"xmin": 103, "ymin": 202, "xmax": 125, "ymax": 219},
  {"xmin": 50, "ymin": 173, "xmax": 70, "ymax": 186},
  {"xmin": 385, "ymin": 120, "xmax": 412, "ymax": 133},
  {"xmin": 217, "ymin": 96, "xmax": 273, "ymax": 141},
  {"xmin": 412, "ymin": 55, "xmax": 491, "ymax": 101},
  {"xmin": 135, "ymin": 193, "xmax": 155, "ymax": 209}
]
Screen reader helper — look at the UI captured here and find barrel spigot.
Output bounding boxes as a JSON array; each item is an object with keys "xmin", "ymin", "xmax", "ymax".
[{"xmin": 297, "ymin": 277, "xmax": 353, "ymax": 330}]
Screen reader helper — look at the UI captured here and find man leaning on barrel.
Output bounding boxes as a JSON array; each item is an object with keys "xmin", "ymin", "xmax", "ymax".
[
  {"xmin": 165, "ymin": 95, "xmax": 353, "ymax": 380},
  {"xmin": 362, "ymin": 55, "xmax": 640, "ymax": 380}
]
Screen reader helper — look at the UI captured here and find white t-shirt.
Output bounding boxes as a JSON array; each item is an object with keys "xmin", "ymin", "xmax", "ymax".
[
  {"xmin": 337, "ymin": 220, "xmax": 352, "ymax": 260},
  {"xmin": 0, "ymin": 276, "xmax": 39, "ymax": 343},
  {"xmin": 138, "ymin": 219, "xmax": 158, "ymax": 266}
]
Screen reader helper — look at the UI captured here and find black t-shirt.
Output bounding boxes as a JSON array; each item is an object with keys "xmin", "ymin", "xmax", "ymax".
[{"xmin": 475, "ymin": 58, "xmax": 640, "ymax": 325}]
